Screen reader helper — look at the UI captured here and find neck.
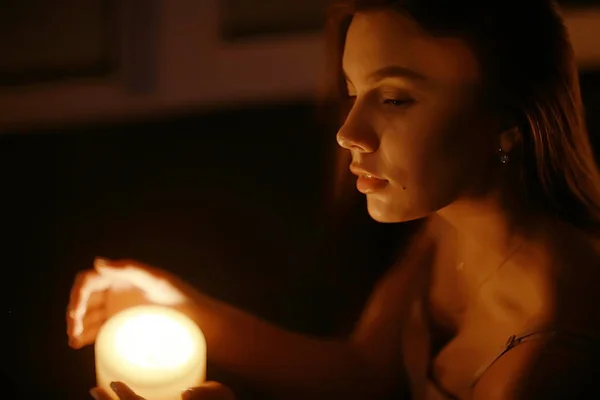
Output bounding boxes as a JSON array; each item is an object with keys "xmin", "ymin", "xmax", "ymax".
[{"xmin": 435, "ymin": 186, "xmax": 542, "ymax": 259}]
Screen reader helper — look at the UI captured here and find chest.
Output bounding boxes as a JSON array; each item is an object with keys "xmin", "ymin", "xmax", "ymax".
[
  {"xmin": 422, "ymin": 305, "xmax": 520, "ymax": 399},
  {"xmin": 404, "ymin": 258, "xmax": 536, "ymax": 399}
]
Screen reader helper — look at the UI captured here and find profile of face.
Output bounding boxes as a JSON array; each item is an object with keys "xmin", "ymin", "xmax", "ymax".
[{"xmin": 337, "ymin": 10, "xmax": 508, "ymax": 223}]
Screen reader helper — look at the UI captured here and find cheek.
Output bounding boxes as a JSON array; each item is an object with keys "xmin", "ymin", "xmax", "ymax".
[{"xmin": 402, "ymin": 109, "xmax": 490, "ymax": 198}]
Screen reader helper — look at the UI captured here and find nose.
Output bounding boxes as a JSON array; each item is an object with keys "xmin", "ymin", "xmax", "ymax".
[{"xmin": 336, "ymin": 108, "xmax": 378, "ymax": 153}]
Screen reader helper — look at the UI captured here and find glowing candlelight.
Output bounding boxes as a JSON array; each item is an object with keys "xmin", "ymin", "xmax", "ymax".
[{"xmin": 95, "ymin": 305, "xmax": 206, "ymax": 400}]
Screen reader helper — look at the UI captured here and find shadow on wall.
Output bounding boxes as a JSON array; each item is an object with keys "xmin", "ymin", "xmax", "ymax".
[{"xmin": 3, "ymin": 71, "xmax": 600, "ymax": 400}]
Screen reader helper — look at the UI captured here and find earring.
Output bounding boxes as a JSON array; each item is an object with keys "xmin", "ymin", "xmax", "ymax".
[{"xmin": 499, "ymin": 148, "xmax": 510, "ymax": 164}]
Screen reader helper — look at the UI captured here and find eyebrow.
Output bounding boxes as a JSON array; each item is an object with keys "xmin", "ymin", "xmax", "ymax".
[{"xmin": 344, "ymin": 65, "xmax": 428, "ymax": 85}]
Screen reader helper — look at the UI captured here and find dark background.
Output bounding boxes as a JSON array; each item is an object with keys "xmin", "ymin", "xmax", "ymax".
[
  {"xmin": 1, "ymin": 100, "xmax": 393, "ymax": 399},
  {"xmin": 2, "ymin": 1, "xmax": 600, "ymax": 399},
  {"xmin": 3, "ymin": 71, "xmax": 600, "ymax": 399}
]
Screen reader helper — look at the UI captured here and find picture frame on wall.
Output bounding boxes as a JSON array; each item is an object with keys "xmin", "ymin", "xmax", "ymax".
[{"xmin": 0, "ymin": 0, "xmax": 118, "ymax": 87}]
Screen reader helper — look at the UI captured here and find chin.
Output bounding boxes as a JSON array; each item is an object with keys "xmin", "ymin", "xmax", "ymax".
[{"xmin": 366, "ymin": 195, "xmax": 431, "ymax": 223}]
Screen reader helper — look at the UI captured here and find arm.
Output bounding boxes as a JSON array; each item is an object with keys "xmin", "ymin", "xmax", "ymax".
[
  {"xmin": 186, "ymin": 259, "xmax": 420, "ymax": 399},
  {"xmin": 187, "ymin": 233, "xmax": 431, "ymax": 400},
  {"xmin": 472, "ymin": 332, "xmax": 599, "ymax": 400}
]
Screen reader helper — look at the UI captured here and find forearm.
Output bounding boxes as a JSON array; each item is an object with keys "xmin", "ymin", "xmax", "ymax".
[{"xmin": 186, "ymin": 293, "xmax": 387, "ymax": 399}]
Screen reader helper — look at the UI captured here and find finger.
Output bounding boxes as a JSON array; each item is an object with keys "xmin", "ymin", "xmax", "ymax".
[
  {"xmin": 110, "ymin": 381, "xmax": 145, "ymax": 400},
  {"xmin": 67, "ymin": 309, "xmax": 107, "ymax": 348},
  {"xmin": 69, "ymin": 269, "xmax": 104, "ymax": 310},
  {"xmin": 87, "ymin": 290, "xmax": 108, "ymax": 311},
  {"xmin": 68, "ymin": 269, "xmax": 113, "ymax": 339},
  {"xmin": 90, "ymin": 387, "xmax": 114, "ymax": 400},
  {"xmin": 68, "ymin": 289, "xmax": 107, "ymax": 315},
  {"xmin": 69, "ymin": 321, "xmax": 102, "ymax": 349},
  {"xmin": 80, "ymin": 308, "xmax": 107, "ymax": 341},
  {"xmin": 98, "ymin": 258, "xmax": 159, "ymax": 274},
  {"xmin": 96, "ymin": 260, "xmax": 187, "ymax": 306},
  {"xmin": 67, "ymin": 290, "xmax": 106, "ymax": 332},
  {"xmin": 67, "ymin": 270, "xmax": 95, "ymax": 338},
  {"xmin": 83, "ymin": 307, "xmax": 107, "ymax": 327},
  {"xmin": 182, "ymin": 382, "xmax": 236, "ymax": 400}
]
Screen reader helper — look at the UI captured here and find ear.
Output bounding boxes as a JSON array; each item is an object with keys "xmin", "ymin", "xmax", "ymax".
[{"xmin": 499, "ymin": 125, "xmax": 521, "ymax": 153}]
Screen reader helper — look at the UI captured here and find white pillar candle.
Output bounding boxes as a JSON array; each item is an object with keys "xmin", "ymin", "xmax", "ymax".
[{"xmin": 95, "ymin": 305, "xmax": 206, "ymax": 400}]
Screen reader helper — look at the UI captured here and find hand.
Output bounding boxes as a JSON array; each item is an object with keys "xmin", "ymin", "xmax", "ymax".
[
  {"xmin": 67, "ymin": 257, "xmax": 200, "ymax": 348},
  {"xmin": 90, "ymin": 381, "xmax": 236, "ymax": 400}
]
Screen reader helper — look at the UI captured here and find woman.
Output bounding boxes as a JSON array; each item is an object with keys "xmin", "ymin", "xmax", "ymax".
[{"xmin": 67, "ymin": 0, "xmax": 600, "ymax": 399}]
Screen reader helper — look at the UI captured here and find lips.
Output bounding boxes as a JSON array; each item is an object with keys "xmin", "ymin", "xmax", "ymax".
[
  {"xmin": 349, "ymin": 164, "xmax": 384, "ymax": 180},
  {"xmin": 349, "ymin": 164, "xmax": 389, "ymax": 194}
]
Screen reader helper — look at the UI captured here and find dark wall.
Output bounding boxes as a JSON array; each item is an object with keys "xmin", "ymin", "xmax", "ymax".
[
  {"xmin": 3, "ymin": 99, "xmax": 398, "ymax": 400},
  {"xmin": 4, "ymin": 71, "xmax": 600, "ymax": 400}
]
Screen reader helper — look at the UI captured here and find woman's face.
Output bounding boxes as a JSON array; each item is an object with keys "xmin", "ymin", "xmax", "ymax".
[{"xmin": 338, "ymin": 10, "xmax": 501, "ymax": 223}]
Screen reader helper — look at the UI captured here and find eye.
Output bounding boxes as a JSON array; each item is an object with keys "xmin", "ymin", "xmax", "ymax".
[{"xmin": 383, "ymin": 98, "xmax": 413, "ymax": 107}]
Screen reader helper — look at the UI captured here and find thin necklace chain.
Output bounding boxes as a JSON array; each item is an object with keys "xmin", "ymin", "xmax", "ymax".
[{"xmin": 457, "ymin": 239, "xmax": 525, "ymax": 295}]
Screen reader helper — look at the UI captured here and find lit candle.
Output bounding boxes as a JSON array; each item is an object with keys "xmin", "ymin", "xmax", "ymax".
[{"xmin": 95, "ymin": 305, "xmax": 206, "ymax": 400}]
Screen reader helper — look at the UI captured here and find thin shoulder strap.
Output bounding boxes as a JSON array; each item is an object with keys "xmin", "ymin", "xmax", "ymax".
[{"xmin": 470, "ymin": 329, "xmax": 557, "ymax": 388}]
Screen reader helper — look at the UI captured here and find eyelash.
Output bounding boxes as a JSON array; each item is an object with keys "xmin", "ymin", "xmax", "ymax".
[
  {"xmin": 347, "ymin": 95, "xmax": 412, "ymax": 107},
  {"xmin": 345, "ymin": 95, "xmax": 414, "ymax": 111},
  {"xmin": 383, "ymin": 98, "xmax": 412, "ymax": 107}
]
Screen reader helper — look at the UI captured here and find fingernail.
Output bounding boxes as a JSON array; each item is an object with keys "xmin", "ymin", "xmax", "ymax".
[
  {"xmin": 109, "ymin": 382, "xmax": 119, "ymax": 393},
  {"xmin": 95, "ymin": 257, "xmax": 110, "ymax": 266},
  {"xmin": 89, "ymin": 388, "xmax": 100, "ymax": 400},
  {"xmin": 181, "ymin": 388, "xmax": 195, "ymax": 400}
]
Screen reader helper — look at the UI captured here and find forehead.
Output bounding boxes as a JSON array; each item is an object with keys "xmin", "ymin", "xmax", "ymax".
[{"xmin": 342, "ymin": 11, "xmax": 482, "ymax": 87}]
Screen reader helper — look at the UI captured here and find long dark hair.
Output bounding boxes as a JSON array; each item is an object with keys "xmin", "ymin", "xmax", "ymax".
[
  {"xmin": 321, "ymin": 0, "xmax": 600, "ymax": 233},
  {"xmin": 314, "ymin": 0, "xmax": 600, "ymax": 335}
]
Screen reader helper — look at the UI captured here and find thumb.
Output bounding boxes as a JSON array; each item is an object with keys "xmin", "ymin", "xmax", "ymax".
[
  {"xmin": 90, "ymin": 387, "xmax": 114, "ymax": 400},
  {"xmin": 182, "ymin": 382, "xmax": 236, "ymax": 400},
  {"xmin": 110, "ymin": 381, "xmax": 145, "ymax": 400}
]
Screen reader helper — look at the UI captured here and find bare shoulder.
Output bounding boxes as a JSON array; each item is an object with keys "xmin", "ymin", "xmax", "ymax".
[
  {"xmin": 473, "ymin": 328, "xmax": 600, "ymax": 399},
  {"xmin": 555, "ymin": 229, "xmax": 600, "ymax": 331},
  {"xmin": 485, "ymin": 219, "xmax": 600, "ymax": 338},
  {"xmin": 473, "ymin": 223, "xmax": 600, "ymax": 399},
  {"xmin": 523, "ymin": 220, "xmax": 600, "ymax": 330}
]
